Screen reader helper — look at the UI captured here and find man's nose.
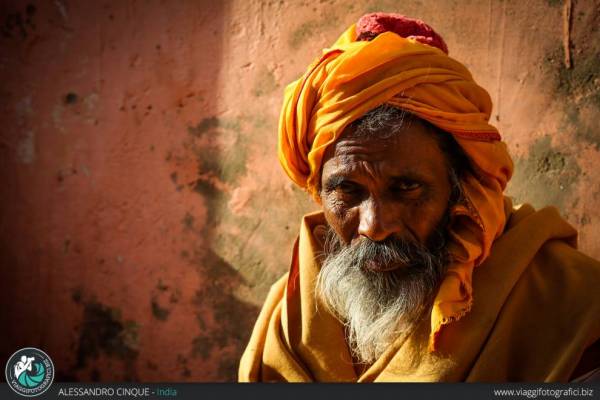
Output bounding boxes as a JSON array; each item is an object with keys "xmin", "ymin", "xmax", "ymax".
[{"xmin": 357, "ymin": 198, "xmax": 402, "ymax": 242}]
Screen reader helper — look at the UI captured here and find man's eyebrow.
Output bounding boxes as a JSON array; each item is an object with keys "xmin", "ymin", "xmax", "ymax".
[
  {"xmin": 389, "ymin": 171, "xmax": 427, "ymax": 183},
  {"xmin": 323, "ymin": 170, "xmax": 430, "ymax": 189},
  {"xmin": 322, "ymin": 174, "xmax": 351, "ymax": 191}
]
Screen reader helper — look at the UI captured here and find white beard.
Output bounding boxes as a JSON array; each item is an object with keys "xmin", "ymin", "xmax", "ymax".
[{"xmin": 315, "ymin": 230, "xmax": 446, "ymax": 364}]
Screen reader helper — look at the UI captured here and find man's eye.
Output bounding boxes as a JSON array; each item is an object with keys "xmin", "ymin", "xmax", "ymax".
[
  {"xmin": 391, "ymin": 181, "xmax": 421, "ymax": 192},
  {"xmin": 337, "ymin": 181, "xmax": 361, "ymax": 194}
]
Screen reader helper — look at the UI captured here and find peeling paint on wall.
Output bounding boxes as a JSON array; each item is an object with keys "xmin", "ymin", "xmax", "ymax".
[
  {"xmin": 510, "ymin": 136, "xmax": 581, "ymax": 210},
  {"xmin": 74, "ymin": 296, "xmax": 140, "ymax": 381}
]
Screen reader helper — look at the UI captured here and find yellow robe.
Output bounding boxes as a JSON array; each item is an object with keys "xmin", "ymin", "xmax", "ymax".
[{"xmin": 239, "ymin": 200, "xmax": 600, "ymax": 382}]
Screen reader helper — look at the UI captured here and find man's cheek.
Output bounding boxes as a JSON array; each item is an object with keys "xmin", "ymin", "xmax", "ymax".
[
  {"xmin": 402, "ymin": 202, "xmax": 447, "ymax": 243},
  {"xmin": 323, "ymin": 202, "xmax": 357, "ymax": 244}
]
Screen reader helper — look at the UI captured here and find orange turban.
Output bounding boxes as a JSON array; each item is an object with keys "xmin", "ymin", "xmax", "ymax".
[{"xmin": 277, "ymin": 13, "xmax": 514, "ymax": 351}]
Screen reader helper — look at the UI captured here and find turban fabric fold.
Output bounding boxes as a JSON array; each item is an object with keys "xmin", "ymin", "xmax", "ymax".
[{"xmin": 277, "ymin": 14, "xmax": 514, "ymax": 351}]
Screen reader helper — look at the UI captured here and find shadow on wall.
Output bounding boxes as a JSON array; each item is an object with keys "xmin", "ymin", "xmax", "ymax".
[
  {"xmin": 0, "ymin": 0, "xmax": 260, "ymax": 382},
  {"xmin": 168, "ymin": 115, "xmax": 265, "ymax": 381}
]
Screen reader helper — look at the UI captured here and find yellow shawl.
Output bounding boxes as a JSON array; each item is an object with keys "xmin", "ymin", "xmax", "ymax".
[{"xmin": 239, "ymin": 200, "xmax": 600, "ymax": 381}]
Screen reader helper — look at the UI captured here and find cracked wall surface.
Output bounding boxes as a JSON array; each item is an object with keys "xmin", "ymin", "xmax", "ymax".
[{"xmin": 1, "ymin": 0, "xmax": 598, "ymax": 381}]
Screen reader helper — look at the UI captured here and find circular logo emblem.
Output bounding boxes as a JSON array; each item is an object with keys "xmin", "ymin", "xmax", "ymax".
[{"xmin": 5, "ymin": 347, "xmax": 54, "ymax": 397}]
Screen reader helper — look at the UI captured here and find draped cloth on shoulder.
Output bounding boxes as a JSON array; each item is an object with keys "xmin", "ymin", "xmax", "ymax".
[
  {"xmin": 277, "ymin": 15, "xmax": 513, "ymax": 350},
  {"xmin": 239, "ymin": 202, "xmax": 600, "ymax": 381}
]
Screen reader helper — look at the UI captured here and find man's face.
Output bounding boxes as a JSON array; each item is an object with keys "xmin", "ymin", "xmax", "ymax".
[
  {"xmin": 316, "ymin": 114, "xmax": 457, "ymax": 363},
  {"xmin": 319, "ymin": 118, "xmax": 453, "ymax": 272}
]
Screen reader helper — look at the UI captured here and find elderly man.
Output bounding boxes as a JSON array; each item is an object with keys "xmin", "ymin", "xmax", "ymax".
[{"xmin": 238, "ymin": 13, "xmax": 600, "ymax": 382}]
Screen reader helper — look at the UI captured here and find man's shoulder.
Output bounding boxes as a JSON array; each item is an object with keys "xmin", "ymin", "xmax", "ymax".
[
  {"xmin": 475, "ymin": 202, "xmax": 600, "ymax": 335},
  {"xmin": 532, "ymin": 238, "xmax": 600, "ymax": 307},
  {"xmin": 462, "ymin": 204, "xmax": 600, "ymax": 381},
  {"xmin": 496, "ymin": 202, "xmax": 600, "ymax": 309},
  {"xmin": 505, "ymin": 203, "xmax": 599, "ymax": 274}
]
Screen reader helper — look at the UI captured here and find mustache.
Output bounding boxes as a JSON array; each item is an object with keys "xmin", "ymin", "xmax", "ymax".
[
  {"xmin": 319, "ymin": 227, "xmax": 450, "ymax": 318},
  {"xmin": 355, "ymin": 236, "xmax": 431, "ymax": 270},
  {"xmin": 323, "ymin": 229, "xmax": 448, "ymax": 275}
]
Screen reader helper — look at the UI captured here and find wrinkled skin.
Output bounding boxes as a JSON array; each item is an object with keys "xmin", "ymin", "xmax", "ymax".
[{"xmin": 320, "ymin": 120, "xmax": 452, "ymax": 272}]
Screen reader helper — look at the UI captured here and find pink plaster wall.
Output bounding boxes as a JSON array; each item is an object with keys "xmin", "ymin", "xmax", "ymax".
[{"xmin": 1, "ymin": 0, "xmax": 598, "ymax": 382}]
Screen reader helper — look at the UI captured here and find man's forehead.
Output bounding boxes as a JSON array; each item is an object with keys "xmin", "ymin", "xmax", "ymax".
[
  {"xmin": 322, "ymin": 162, "xmax": 429, "ymax": 186},
  {"xmin": 323, "ymin": 118, "xmax": 441, "ymax": 165},
  {"xmin": 321, "ymin": 132, "xmax": 447, "ymax": 184}
]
